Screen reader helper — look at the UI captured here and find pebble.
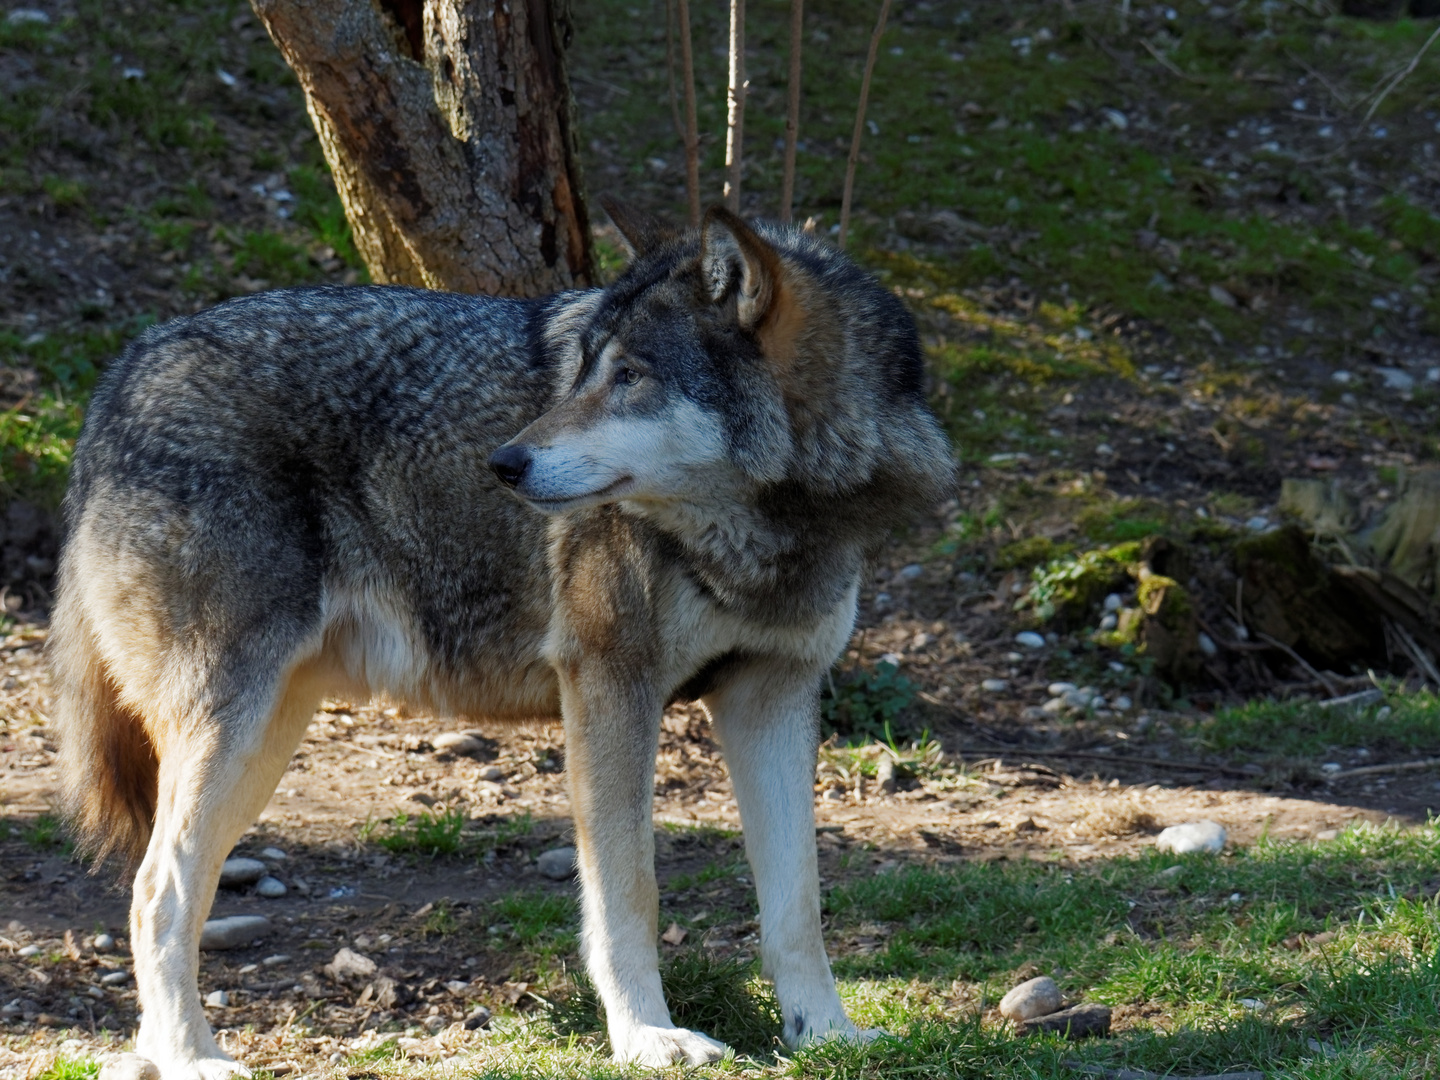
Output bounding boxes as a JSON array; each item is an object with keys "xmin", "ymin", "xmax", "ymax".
[
  {"xmin": 1098, "ymin": 613, "xmax": 1118, "ymax": 631},
  {"xmin": 422, "ymin": 1015, "xmax": 447, "ymax": 1033},
  {"xmin": 1155, "ymin": 820, "xmax": 1227, "ymax": 854},
  {"xmin": 324, "ymin": 947, "xmax": 377, "ymax": 982},
  {"xmin": 203, "ymin": 990, "xmax": 230, "ymax": 1008},
  {"xmin": 6, "ymin": 9, "xmax": 50, "ymax": 25},
  {"xmin": 1113, "ymin": 696, "xmax": 1132, "ymax": 711},
  {"xmin": 259, "ymin": 847, "xmax": 287, "ymax": 861},
  {"xmin": 1014, "ymin": 631, "xmax": 1046, "ymax": 649},
  {"xmin": 92, "ymin": 933, "xmax": 116, "ymax": 953},
  {"xmin": 1198, "ymin": 632, "xmax": 1218, "ymax": 657},
  {"xmin": 897, "ymin": 563, "xmax": 924, "ymax": 580},
  {"xmin": 98, "ymin": 1054, "xmax": 160, "ymax": 1080},
  {"xmin": 1157, "ymin": 864, "xmax": 1184, "ymax": 879},
  {"xmin": 218, "ymin": 857, "xmax": 268, "ymax": 888},
  {"xmin": 463, "ymin": 1005, "xmax": 492, "ymax": 1030},
  {"xmin": 477, "ymin": 765, "xmax": 504, "ymax": 782},
  {"xmin": 1315, "ymin": 828, "xmax": 1339, "ymax": 841},
  {"xmin": 1041, "ymin": 697, "xmax": 1067, "ymax": 715},
  {"xmin": 100, "ymin": 970, "xmax": 131, "ymax": 985},
  {"xmin": 1047, "ymin": 682, "xmax": 1077, "ymax": 696},
  {"xmin": 537, "ymin": 846, "xmax": 578, "ymax": 880},
  {"xmin": 255, "ymin": 876, "xmax": 288, "ymax": 899},
  {"xmin": 199, "ymin": 915, "xmax": 271, "ymax": 951},
  {"xmin": 18, "ymin": 945, "xmax": 40, "ymax": 958},
  {"xmin": 1103, "ymin": 593, "xmax": 1123, "ymax": 611},
  {"xmin": 1017, "ymin": 1002, "xmax": 1111, "ymax": 1039},
  {"xmin": 262, "ymin": 954, "xmax": 290, "ymax": 966},
  {"xmin": 981, "ymin": 678, "xmax": 1008, "ymax": 692},
  {"xmin": 432, "ymin": 732, "xmax": 488, "ymax": 757},
  {"xmin": 999, "ymin": 976, "xmax": 1063, "ymax": 1021}
]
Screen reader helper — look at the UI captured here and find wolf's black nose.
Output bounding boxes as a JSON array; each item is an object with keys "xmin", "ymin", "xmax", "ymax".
[{"xmin": 489, "ymin": 444, "xmax": 531, "ymax": 488}]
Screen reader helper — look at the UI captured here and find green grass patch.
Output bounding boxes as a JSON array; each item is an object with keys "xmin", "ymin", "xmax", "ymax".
[
  {"xmin": 1197, "ymin": 689, "xmax": 1440, "ymax": 760},
  {"xmin": 33, "ymin": 1058, "xmax": 99, "ymax": 1080},
  {"xmin": 359, "ymin": 807, "xmax": 467, "ymax": 857}
]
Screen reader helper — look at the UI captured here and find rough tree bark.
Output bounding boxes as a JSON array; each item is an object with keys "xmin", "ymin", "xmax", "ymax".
[{"xmin": 251, "ymin": 0, "xmax": 593, "ymax": 297}]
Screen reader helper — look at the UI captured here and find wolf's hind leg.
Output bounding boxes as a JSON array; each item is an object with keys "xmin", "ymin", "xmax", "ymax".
[
  {"xmin": 130, "ymin": 660, "xmax": 325, "ymax": 1080},
  {"xmin": 706, "ymin": 662, "xmax": 881, "ymax": 1049}
]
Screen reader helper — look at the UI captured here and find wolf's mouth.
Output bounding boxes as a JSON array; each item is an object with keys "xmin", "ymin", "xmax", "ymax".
[{"xmin": 524, "ymin": 474, "xmax": 634, "ymax": 513}]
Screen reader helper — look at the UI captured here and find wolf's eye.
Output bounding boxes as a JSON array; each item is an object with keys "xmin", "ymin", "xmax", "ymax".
[{"xmin": 616, "ymin": 366, "xmax": 641, "ymax": 386}]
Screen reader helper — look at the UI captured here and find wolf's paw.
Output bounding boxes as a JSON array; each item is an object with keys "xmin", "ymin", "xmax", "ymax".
[
  {"xmin": 611, "ymin": 1024, "xmax": 728, "ymax": 1066},
  {"xmin": 130, "ymin": 1043, "xmax": 250, "ymax": 1080}
]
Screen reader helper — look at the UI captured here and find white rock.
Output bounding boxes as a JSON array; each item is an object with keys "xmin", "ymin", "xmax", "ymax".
[
  {"xmin": 981, "ymin": 678, "xmax": 1008, "ymax": 692},
  {"xmin": 100, "ymin": 970, "xmax": 131, "ymax": 985},
  {"xmin": 261, "ymin": 954, "xmax": 290, "ymax": 966},
  {"xmin": 1014, "ymin": 631, "xmax": 1046, "ymax": 649},
  {"xmin": 1246, "ymin": 516, "xmax": 1269, "ymax": 532},
  {"xmin": 98, "ymin": 1054, "xmax": 160, "ymax": 1080},
  {"xmin": 324, "ymin": 947, "xmax": 377, "ymax": 982},
  {"xmin": 1099, "ymin": 613, "xmax": 1118, "ymax": 631},
  {"xmin": 1041, "ymin": 697, "xmax": 1067, "ymax": 715},
  {"xmin": 1155, "ymin": 820, "xmax": 1227, "ymax": 854},
  {"xmin": 433, "ymin": 732, "xmax": 487, "ymax": 757},
  {"xmin": 999, "ymin": 975, "xmax": 1063, "ymax": 1021},
  {"xmin": 259, "ymin": 847, "xmax": 287, "ymax": 861},
  {"xmin": 1198, "ymin": 632, "xmax": 1218, "ymax": 657},
  {"xmin": 1113, "ymin": 696, "xmax": 1132, "ymax": 711},
  {"xmin": 219, "ymin": 857, "xmax": 268, "ymax": 887},
  {"xmin": 203, "ymin": 990, "xmax": 230, "ymax": 1008},
  {"xmin": 898, "ymin": 563, "xmax": 924, "ymax": 580},
  {"xmin": 255, "ymin": 876, "xmax": 287, "ymax": 899},
  {"xmin": 92, "ymin": 933, "xmax": 116, "ymax": 952},
  {"xmin": 18, "ymin": 945, "xmax": 40, "ymax": 957},
  {"xmin": 1378, "ymin": 367, "xmax": 1415, "ymax": 391},
  {"xmin": 477, "ymin": 765, "xmax": 504, "ymax": 782},
  {"xmin": 6, "ymin": 9, "xmax": 50, "ymax": 25},
  {"xmin": 1332, "ymin": 369, "xmax": 1352, "ymax": 384},
  {"xmin": 1103, "ymin": 593, "xmax": 1123, "ymax": 611},
  {"xmin": 200, "ymin": 915, "xmax": 271, "ymax": 951},
  {"xmin": 1208, "ymin": 283, "xmax": 1238, "ymax": 308},
  {"xmin": 537, "ymin": 846, "xmax": 578, "ymax": 880},
  {"xmin": 1047, "ymin": 682, "xmax": 1077, "ymax": 696}
]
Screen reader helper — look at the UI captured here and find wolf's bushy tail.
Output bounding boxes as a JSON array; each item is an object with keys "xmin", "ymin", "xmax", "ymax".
[{"xmin": 50, "ymin": 595, "xmax": 158, "ymax": 867}]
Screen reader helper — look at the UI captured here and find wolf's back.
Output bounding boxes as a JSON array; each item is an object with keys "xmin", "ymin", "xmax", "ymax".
[{"xmin": 51, "ymin": 285, "xmax": 558, "ymax": 864}]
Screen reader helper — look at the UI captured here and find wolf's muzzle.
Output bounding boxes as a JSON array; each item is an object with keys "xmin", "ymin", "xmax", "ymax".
[{"xmin": 488, "ymin": 444, "xmax": 531, "ymax": 488}]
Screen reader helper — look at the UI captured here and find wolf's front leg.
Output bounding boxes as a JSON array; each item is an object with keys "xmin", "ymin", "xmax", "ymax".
[
  {"xmin": 559, "ymin": 674, "xmax": 727, "ymax": 1066},
  {"xmin": 706, "ymin": 662, "xmax": 880, "ymax": 1049}
]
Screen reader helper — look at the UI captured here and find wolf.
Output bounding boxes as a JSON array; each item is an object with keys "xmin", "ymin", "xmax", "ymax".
[{"xmin": 51, "ymin": 204, "xmax": 953, "ymax": 1076}]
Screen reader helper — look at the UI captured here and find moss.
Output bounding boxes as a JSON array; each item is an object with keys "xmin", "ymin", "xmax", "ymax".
[
  {"xmin": 995, "ymin": 535, "xmax": 1071, "ymax": 571},
  {"xmin": 1024, "ymin": 541, "xmax": 1142, "ymax": 625}
]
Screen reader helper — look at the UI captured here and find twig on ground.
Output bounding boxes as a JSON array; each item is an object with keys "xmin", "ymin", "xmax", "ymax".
[
  {"xmin": 676, "ymin": 0, "xmax": 700, "ymax": 226},
  {"xmin": 949, "ymin": 745, "xmax": 1257, "ymax": 779},
  {"xmin": 1140, "ymin": 38, "xmax": 1205, "ymax": 83},
  {"xmin": 1361, "ymin": 21, "xmax": 1440, "ymax": 127},
  {"xmin": 1255, "ymin": 632, "xmax": 1340, "ymax": 698},
  {"xmin": 779, "ymin": 0, "xmax": 804, "ymax": 223},
  {"xmin": 1388, "ymin": 618, "xmax": 1440, "ymax": 687},
  {"xmin": 838, "ymin": 0, "xmax": 891, "ymax": 248},
  {"xmin": 723, "ymin": 0, "xmax": 746, "ymax": 212},
  {"xmin": 1329, "ymin": 757, "xmax": 1440, "ymax": 781}
]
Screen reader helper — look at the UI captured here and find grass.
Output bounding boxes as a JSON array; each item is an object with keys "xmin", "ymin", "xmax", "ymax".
[
  {"xmin": 359, "ymin": 807, "xmax": 468, "ymax": 857},
  {"xmin": 1, "ymin": 811, "xmax": 72, "ymax": 852},
  {"xmin": 1198, "ymin": 688, "xmax": 1440, "ymax": 761}
]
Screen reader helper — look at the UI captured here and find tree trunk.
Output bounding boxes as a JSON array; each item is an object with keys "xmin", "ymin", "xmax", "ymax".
[{"xmin": 251, "ymin": 0, "xmax": 593, "ymax": 298}]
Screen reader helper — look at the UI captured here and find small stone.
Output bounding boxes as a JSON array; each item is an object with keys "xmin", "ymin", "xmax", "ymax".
[
  {"xmin": 1017, "ymin": 1002, "xmax": 1111, "ymax": 1039},
  {"xmin": 6, "ymin": 9, "xmax": 50, "ymax": 25},
  {"xmin": 1103, "ymin": 593, "xmax": 1123, "ymax": 611},
  {"xmin": 1014, "ymin": 631, "xmax": 1046, "ymax": 649},
  {"xmin": 875, "ymin": 756, "xmax": 897, "ymax": 795},
  {"xmin": 262, "ymin": 954, "xmax": 290, "ymax": 966},
  {"xmin": 1155, "ymin": 820, "xmax": 1227, "ymax": 854},
  {"xmin": 445, "ymin": 980, "xmax": 470, "ymax": 994},
  {"xmin": 432, "ymin": 732, "xmax": 487, "ymax": 757},
  {"xmin": 324, "ymin": 947, "xmax": 377, "ymax": 983},
  {"xmin": 200, "ymin": 915, "xmax": 271, "ymax": 951},
  {"xmin": 1238, "ymin": 997, "xmax": 1264, "ymax": 1010},
  {"xmin": 1047, "ymin": 682, "xmax": 1076, "ymax": 696},
  {"xmin": 477, "ymin": 765, "xmax": 504, "ymax": 782},
  {"xmin": 1099, "ymin": 613, "xmax": 1118, "ymax": 631},
  {"xmin": 92, "ymin": 933, "xmax": 116, "ymax": 953},
  {"xmin": 255, "ymin": 876, "xmax": 287, "ymax": 899},
  {"xmin": 537, "ymin": 846, "xmax": 578, "ymax": 880},
  {"xmin": 1113, "ymin": 696, "xmax": 1132, "ymax": 711},
  {"xmin": 463, "ymin": 1005, "xmax": 492, "ymax": 1030},
  {"xmin": 1315, "ymin": 828, "xmax": 1339, "ymax": 841},
  {"xmin": 1041, "ymin": 697, "xmax": 1067, "ymax": 715},
  {"xmin": 291, "ymin": 878, "xmax": 310, "ymax": 895},
  {"xmin": 981, "ymin": 678, "xmax": 1008, "ymax": 692},
  {"xmin": 218, "ymin": 857, "xmax": 268, "ymax": 888},
  {"xmin": 999, "ymin": 976, "xmax": 1063, "ymax": 1021},
  {"xmin": 100, "ymin": 970, "xmax": 131, "ymax": 985},
  {"xmin": 98, "ymin": 1054, "xmax": 160, "ymax": 1080},
  {"xmin": 422, "ymin": 1014, "xmax": 446, "ymax": 1033},
  {"xmin": 203, "ymin": 990, "xmax": 230, "ymax": 1008},
  {"xmin": 1198, "ymin": 632, "xmax": 1218, "ymax": 657},
  {"xmin": 1246, "ymin": 516, "xmax": 1269, "ymax": 532},
  {"xmin": 1157, "ymin": 864, "xmax": 1184, "ymax": 879},
  {"xmin": 1378, "ymin": 367, "xmax": 1415, "ymax": 392},
  {"xmin": 1208, "ymin": 283, "xmax": 1238, "ymax": 308},
  {"xmin": 897, "ymin": 563, "xmax": 924, "ymax": 580},
  {"xmin": 259, "ymin": 847, "xmax": 287, "ymax": 861},
  {"xmin": 18, "ymin": 944, "xmax": 40, "ymax": 957},
  {"xmin": 1320, "ymin": 762, "xmax": 1342, "ymax": 774}
]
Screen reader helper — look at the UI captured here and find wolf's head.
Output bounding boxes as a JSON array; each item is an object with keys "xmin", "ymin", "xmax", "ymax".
[{"xmin": 489, "ymin": 203, "xmax": 952, "ymax": 521}]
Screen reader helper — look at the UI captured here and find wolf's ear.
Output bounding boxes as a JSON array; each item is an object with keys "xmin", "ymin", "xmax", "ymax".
[
  {"xmin": 700, "ymin": 207, "xmax": 782, "ymax": 332},
  {"xmin": 600, "ymin": 196, "xmax": 675, "ymax": 257}
]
